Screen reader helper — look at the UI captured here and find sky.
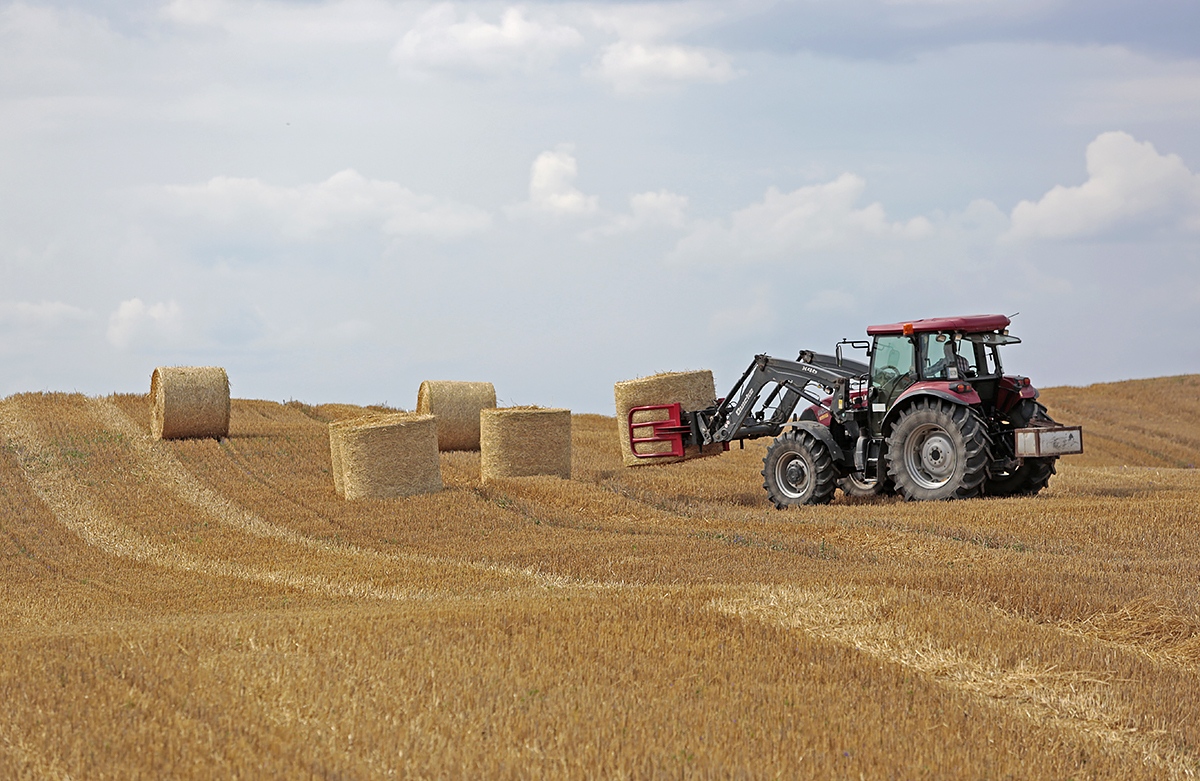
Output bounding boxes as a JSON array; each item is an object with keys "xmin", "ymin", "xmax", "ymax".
[{"xmin": 2, "ymin": 0, "xmax": 1198, "ymax": 414}]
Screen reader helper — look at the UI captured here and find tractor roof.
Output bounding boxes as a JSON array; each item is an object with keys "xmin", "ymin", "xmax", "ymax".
[{"xmin": 866, "ymin": 314, "xmax": 1011, "ymax": 336}]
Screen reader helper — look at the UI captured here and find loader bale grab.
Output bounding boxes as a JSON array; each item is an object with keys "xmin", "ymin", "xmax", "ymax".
[{"xmin": 633, "ymin": 314, "xmax": 1083, "ymax": 506}]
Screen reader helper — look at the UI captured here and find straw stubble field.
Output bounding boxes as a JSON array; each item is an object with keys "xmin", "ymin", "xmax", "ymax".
[{"xmin": 1, "ymin": 376, "xmax": 1199, "ymax": 779}]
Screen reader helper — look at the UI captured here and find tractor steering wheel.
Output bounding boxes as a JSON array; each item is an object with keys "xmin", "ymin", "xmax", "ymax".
[
  {"xmin": 876, "ymin": 366, "xmax": 910, "ymax": 400},
  {"xmin": 877, "ymin": 366, "xmax": 900, "ymax": 383}
]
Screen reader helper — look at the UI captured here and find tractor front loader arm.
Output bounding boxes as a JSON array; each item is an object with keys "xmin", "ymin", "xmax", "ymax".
[{"xmin": 695, "ymin": 353, "xmax": 866, "ymax": 446}]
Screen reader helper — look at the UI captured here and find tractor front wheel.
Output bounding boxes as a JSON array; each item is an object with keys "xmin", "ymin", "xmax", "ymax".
[
  {"xmin": 885, "ymin": 400, "xmax": 991, "ymax": 501},
  {"xmin": 762, "ymin": 430, "xmax": 837, "ymax": 509}
]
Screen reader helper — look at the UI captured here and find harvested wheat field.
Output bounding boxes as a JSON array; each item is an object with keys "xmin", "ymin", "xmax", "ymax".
[{"xmin": 2, "ymin": 377, "xmax": 1199, "ymax": 779}]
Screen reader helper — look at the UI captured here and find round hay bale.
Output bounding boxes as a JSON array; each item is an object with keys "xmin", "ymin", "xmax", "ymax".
[
  {"xmin": 480, "ymin": 406, "xmax": 571, "ymax": 482},
  {"xmin": 416, "ymin": 381, "xmax": 497, "ymax": 451},
  {"xmin": 327, "ymin": 410, "xmax": 398, "ymax": 497},
  {"xmin": 330, "ymin": 412, "xmax": 441, "ymax": 500},
  {"xmin": 150, "ymin": 366, "xmax": 231, "ymax": 440},
  {"xmin": 614, "ymin": 370, "xmax": 724, "ymax": 467}
]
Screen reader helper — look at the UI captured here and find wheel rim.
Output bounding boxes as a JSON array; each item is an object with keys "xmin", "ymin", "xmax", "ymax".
[
  {"xmin": 846, "ymin": 474, "xmax": 876, "ymax": 491},
  {"xmin": 902, "ymin": 423, "xmax": 957, "ymax": 490},
  {"xmin": 775, "ymin": 452, "xmax": 811, "ymax": 499}
]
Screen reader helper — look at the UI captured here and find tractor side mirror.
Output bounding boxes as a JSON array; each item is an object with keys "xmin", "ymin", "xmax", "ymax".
[{"xmin": 835, "ymin": 339, "xmax": 871, "ymax": 366}]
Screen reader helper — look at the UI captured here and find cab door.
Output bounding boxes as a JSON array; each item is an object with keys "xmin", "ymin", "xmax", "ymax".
[{"xmin": 868, "ymin": 334, "xmax": 916, "ymax": 435}]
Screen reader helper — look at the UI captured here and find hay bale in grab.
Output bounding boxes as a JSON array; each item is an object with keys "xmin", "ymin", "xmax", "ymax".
[
  {"xmin": 416, "ymin": 381, "xmax": 497, "ymax": 451},
  {"xmin": 150, "ymin": 366, "xmax": 231, "ymax": 440},
  {"xmin": 614, "ymin": 370, "xmax": 725, "ymax": 467},
  {"xmin": 329, "ymin": 412, "xmax": 442, "ymax": 500},
  {"xmin": 480, "ymin": 406, "xmax": 571, "ymax": 482}
]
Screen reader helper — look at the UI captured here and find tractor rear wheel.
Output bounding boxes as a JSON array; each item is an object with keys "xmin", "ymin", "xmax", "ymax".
[
  {"xmin": 985, "ymin": 457, "xmax": 1056, "ymax": 497},
  {"xmin": 986, "ymin": 402, "xmax": 1059, "ymax": 497},
  {"xmin": 762, "ymin": 430, "xmax": 837, "ymax": 508},
  {"xmin": 885, "ymin": 399, "xmax": 991, "ymax": 501}
]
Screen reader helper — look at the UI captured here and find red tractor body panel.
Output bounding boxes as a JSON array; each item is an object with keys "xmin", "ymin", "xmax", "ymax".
[
  {"xmin": 867, "ymin": 314, "xmax": 1010, "ymax": 336},
  {"xmin": 995, "ymin": 375, "xmax": 1040, "ymax": 415},
  {"xmin": 893, "ymin": 380, "xmax": 981, "ymax": 408}
]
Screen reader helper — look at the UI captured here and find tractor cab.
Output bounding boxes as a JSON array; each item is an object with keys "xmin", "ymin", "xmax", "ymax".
[{"xmin": 864, "ymin": 314, "xmax": 1017, "ymax": 436}]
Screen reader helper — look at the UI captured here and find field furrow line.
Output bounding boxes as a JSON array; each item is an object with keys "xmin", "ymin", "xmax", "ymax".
[
  {"xmin": 0, "ymin": 399, "xmax": 430, "ymax": 601},
  {"xmin": 711, "ymin": 585, "xmax": 1197, "ymax": 780},
  {"xmin": 89, "ymin": 396, "xmax": 609, "ymax": 592}
]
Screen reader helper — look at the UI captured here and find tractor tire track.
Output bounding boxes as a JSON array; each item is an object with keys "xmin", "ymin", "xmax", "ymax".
[
  {"xmin": 0, "ymin": 398, "xmax": 434, "ymax": 602},
  {"xmin": 711, "ymin": 585, "xmax": 1197, "ymax": 780},
  {"xmin": 86, "ymin": 395, "xmax": 606, "ymax": 592}
]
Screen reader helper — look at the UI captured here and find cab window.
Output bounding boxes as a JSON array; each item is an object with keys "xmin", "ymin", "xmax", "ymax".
[
  {"xmin": 871, "ymin": 335, "xmax": 915, "ymax": 395},
  {"xmin": 983, "ymin": 345, "xmax": 1002, "ymax": 375},
  {"xmin": 920, "ymin": 333, "xmax": 977, "ymax": 380}
]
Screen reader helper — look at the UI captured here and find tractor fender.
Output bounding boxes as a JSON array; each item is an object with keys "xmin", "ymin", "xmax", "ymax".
[
  {"xmin": 881, "ymin": 384, "xmax": 981, "ymax": 435},
  {"xmin": 780, "ymin": 420, "xmax": 848, "ymax": 465}
]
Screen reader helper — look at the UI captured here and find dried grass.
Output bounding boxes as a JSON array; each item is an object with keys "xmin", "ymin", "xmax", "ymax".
[
  {"xmin": 416, "ymin": 380, "xmax": 496, "ymax": 451},
  {"xmin": 1040, "ymin": 375, "xmax": 1200, "ymax": 468},
  {"xmin": 328, "ymin": 412, "xmax": 442, "ymax": 500},
  {"xmin": 150, "ymin": 366, "xmax": 230, "ymax": 440},
  {"xmin": 613, "ymin": 370, "xmax": 724, "ymax": 467},
  {"xmin": 1065, "ymin": 597, "xmax": 1200, "ymax": 666},
  {"xmin": 480, "ymin": 406, "xmax": 571, "ymax": 482},
  {"xmin": 5, "ymin": 382, "xmax": 1200, "ymax": 780}
]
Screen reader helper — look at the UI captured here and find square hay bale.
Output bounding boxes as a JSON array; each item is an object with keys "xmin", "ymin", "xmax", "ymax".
[
  {"xmin": 150, "ymin": 366, "xmax": 231, "ymax": 440},
  {"xmin": 416, "ymin": 381, "xmax": 497, "ymax": 451},
  {"xmin": 480, "ymin": 406, "xmax": 571, "ymax": 482},
  {"xmin": 328, "ymin": 412, "xmax": 442, "ymax": 500},
  {"xmin": 614, "ymin": 370, "xmax": 725, "ymax": 467}
]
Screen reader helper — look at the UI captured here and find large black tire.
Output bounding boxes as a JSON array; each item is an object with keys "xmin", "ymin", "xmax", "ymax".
[
  {"xmin": 838, "ymin": 473, "xmax": 893, "ymax": 498},
  {"xmin": 986, "ymin": 402, "xmax": 1058, "ymax": 497},
  {"xmin": 885, "ymin": 399, "xmax": 991, "ymax": 501},
  {"xmin": 762, "ymin": 430, "xmax": 837, "ymax": 509},
  {"xmin": 985, "ymin": 457, "xmax": 1057, "ymax": 497}
]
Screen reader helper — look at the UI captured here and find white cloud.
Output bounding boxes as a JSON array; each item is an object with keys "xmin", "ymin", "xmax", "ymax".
[
  {"xmin": 1071, "ymin": 71, "xmax": 1200, "ymax": 125},
  {"xmin": 707, "ymin": 286, "xmax": 776, "ymax": 340},
  {"xmin": 160, "ymin": 0, "xmax": 406, "ymax": 45},
  {"xmin": 1007, "ymin": 131, "xmax": 1200, "ymax": 240},
  {"xmin": 585, "ymin": 3, "xmax": 717, "ymax": 39},
  {"xmin": 586, "ymin": 189, "xmax": 689, "ymax": 237},
  {"xmin": 159, "ymin": 0, "xmax": 223, "ymax": 27},
  {"xmin": 805, "ymin": 289, "xmax": 857, "ymax": 314},
  {"xmin": 392, "ymin": 4, "xmax": 583, "ymax": 76},
  {"xmin": 630, "ymin": 189, "xmax": 689, "ymax": 226},
  {"xmin": 592, "ymin": 40, "xmax": 738, "ymax": 93},
  {"xmin": 107, "ymin": 298, "xmax": 184, "ymax": 349},
  {"xmin": 670, "ymin": 173, "xmax": 933, "ymax": 264},
  {"xmin": 326, "ymin": 319, "xmax": 372, "ymax": 345},
  {"xmin": 523, "ymin": 144, "xmax": 599, "ymax": 217},
  {"xmin": 0, "ymin": 300, "xmax": 89, "ymax": 329},
  {"xmin": 156, "ymin": 169, "xmax": 491, "ymax": 241}
]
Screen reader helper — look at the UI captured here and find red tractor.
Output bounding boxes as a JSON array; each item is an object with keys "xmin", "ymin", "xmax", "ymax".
[{"xmin": 627, "ymin": 314, "xmax": 1082, "ymax": 506}]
